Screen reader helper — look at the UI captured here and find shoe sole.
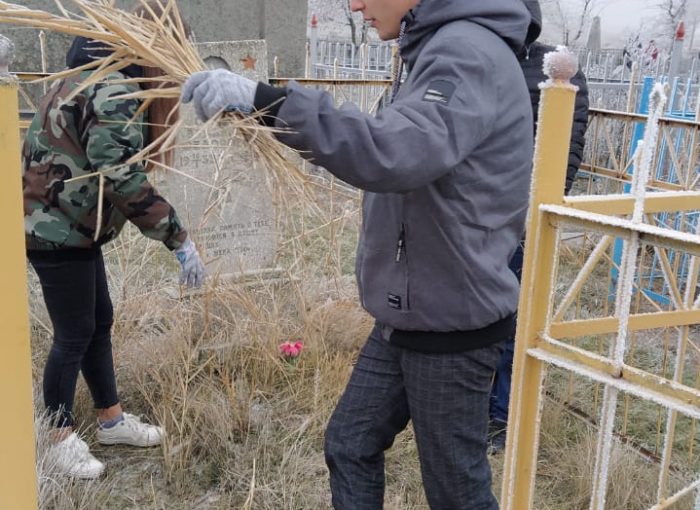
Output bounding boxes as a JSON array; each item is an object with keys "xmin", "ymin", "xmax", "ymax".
[
  {"xmin": 67, "ymin": 467, "xmax": 105, "ymax": 479},
  {"xmin": 97, "ymin": 438, "xmax": 161, "ymax": 447}
]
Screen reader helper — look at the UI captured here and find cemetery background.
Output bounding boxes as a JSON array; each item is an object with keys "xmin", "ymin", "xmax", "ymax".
[
  {"xmin": 5, "ymin": 1, "xmax": 700, "ymax": 509},
  {"xmin": 10, "ymin": 0, "xmax": 307, "ymax": 86}
]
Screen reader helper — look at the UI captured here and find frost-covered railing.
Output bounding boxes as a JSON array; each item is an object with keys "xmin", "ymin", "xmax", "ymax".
[
  {"xmin": 270, "ymin": 76, "xmax": 392, "ymax": 115},
  {"xmin": 582, "ymin": 109, "xmax": 699, "ymax": 193},
  {"xmin": 579, "ymin": 75, "xmax": 699, "ymax": 312},
  {"xmin": 309, "ymin": 41, "xmax": 700, "ymax": 84},
  {"xmin": 306, "ymin": 39, "xmax": 700, "ymax": 111},
  {"xmin": 503, "ymin": 48, "xmax": 700, "ymax": 509},
  {"xmin": 310, "ymin": 38, "xmax": 393, "ymax": 79}
]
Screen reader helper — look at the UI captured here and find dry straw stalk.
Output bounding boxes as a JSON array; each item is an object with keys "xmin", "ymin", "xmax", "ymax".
[{"xmin": 0, "ymin": 0, "xmax": 312, "ymax": 201}]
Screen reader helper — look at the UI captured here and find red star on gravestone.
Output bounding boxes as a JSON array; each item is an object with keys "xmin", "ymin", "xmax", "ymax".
[{"xmin": 241, "ymin": 54, "xmax": 257, "ymax": 71}]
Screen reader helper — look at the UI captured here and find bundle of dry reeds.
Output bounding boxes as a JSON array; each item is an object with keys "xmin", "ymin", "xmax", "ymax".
[{"xmin": 0, "ymin": 0, "xmax": 310, "ymax": 198}]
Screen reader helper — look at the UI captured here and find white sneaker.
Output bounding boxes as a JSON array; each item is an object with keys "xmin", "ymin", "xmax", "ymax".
[
  {"xmin": 47, "ymin": 433, "xmax": 105, "ymax": 479},
  {"xmin": 96, "ymin": 413, "xmax": 164, "ymax": 447}
]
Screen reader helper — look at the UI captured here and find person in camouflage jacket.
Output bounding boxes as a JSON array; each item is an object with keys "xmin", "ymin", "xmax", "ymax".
[
  {"xmin": 23, "ymin": 62, "xmax": 185, "ymax": 251},
  {"xmin": 23, "ymin": 34, "xmax": 204, "ymax": 479}
]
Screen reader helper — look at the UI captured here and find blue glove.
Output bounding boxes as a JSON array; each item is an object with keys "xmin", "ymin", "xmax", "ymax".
[
  {"xmin": 174, "ymin": 237, "xmax": 205, "ymax": 288},
  {"xmin": 181, "ymin": 69, "xmax": 257, "ymax": 122}
]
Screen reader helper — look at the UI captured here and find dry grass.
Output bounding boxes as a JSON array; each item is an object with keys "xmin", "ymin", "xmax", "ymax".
[
  {"xmin": 24, "ymin": 189, "xmax": 700, "ymax": 509},
  {"xmin": 27, "ymin": 191, "xmax": 700, "ymax": 509},
  {"xmin": 13, "ymin": 3, "xmax": 700, "ymax": 507},
  {"xmin": 27, "ymin": 213, "xmax": 432, "ymax": 508},
  {"xmin": 534, "ymin": 395, "xmax": 663, "ymax": 510}
]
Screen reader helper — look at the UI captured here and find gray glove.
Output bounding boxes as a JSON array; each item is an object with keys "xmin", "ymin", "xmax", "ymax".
[
  {"xmin": 181, "ymin": 69, "xmax": 257, "ymax": 122},
  {"xmin": 174, "ymin": 237, "xmax": 205, "ymax": 288}
]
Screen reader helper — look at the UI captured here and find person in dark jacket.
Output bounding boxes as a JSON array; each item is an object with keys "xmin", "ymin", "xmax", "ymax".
[
  {"xmin": 23, "ymin": 3, "xmax": 205, "ymax": 479},
  {"xmin": 182, "ymin": 0, "xmax": 534, "ymax": 507},
  {"xmin": 488, "ymin": 0, "xmax": 589, "ymax": 453}
]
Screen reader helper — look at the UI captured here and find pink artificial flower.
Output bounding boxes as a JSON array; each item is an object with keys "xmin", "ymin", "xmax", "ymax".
[{"xmin": 279, "ymin": 340, "xmax": 304, "ymax": 359}]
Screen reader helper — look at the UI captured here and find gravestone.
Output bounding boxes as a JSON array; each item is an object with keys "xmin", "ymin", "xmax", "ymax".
[{"xmin": 167, "ymin": 40, "xmax": 279, "ymax": 279}]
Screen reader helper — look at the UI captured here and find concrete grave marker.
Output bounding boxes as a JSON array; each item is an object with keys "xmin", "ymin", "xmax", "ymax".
[{"xmin": 168, "ymin": 40, "xmax": 279, "ymax": 279}]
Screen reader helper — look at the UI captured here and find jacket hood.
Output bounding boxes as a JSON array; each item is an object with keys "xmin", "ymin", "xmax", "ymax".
[
  {"xmin": 401, "ymin": 0, "xmax": 531, "ymax": 63},
  {"xmin": 66, "ymin": 37, "xmax": 143, "ymax": 79},
  {"xmin": 522, "ymin": 0, "xmax": 542, "ymax": 45}
]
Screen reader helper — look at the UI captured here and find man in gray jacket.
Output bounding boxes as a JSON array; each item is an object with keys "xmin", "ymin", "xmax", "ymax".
[{"xmin": 183, "ymin": 0, "xmax": 534, "ymax": 507}]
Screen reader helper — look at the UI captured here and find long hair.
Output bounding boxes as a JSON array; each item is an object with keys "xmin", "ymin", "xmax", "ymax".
[{"xmin": 132, "ymin": 0, "xmax": 192, "ymax": 171}]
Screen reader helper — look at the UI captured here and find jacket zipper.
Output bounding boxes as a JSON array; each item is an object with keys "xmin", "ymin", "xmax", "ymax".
[{"xmin": 395, "ymin": 224, "xmax": 406, "ymax": 263}]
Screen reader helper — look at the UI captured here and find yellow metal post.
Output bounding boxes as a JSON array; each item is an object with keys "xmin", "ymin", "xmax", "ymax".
[
  {"xmin": 501, "ymin": 51, "xmax": 578, "ymax": 510},
  {"xmin": 0, "ymin": 73, "xmax": 38, "ymax": 507}
]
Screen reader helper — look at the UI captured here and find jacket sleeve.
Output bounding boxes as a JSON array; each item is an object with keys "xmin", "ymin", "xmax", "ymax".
[
  {"xmin": 273, "ymin": 37, "xmax": 498, "ymax": 194},
  {"xmin": 565, "ymin": 69, "xmax": 589, "ymax": 195},
  {"xmin": 84, "ymin": 82, "xmax": 187, "ymax": 250}
]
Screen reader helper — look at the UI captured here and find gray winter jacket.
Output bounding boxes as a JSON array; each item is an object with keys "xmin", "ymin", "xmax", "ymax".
[{"xmin": 262, "ymin": 0, "xmax": 533, "ymax": 333}]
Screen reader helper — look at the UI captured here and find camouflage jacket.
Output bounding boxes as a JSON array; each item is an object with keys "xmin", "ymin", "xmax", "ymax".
[{"xmin": 22, "ymin": 70, "xmax": 187, "ymax": 251}]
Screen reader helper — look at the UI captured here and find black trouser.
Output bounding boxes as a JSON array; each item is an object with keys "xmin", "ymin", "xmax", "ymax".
[
  {"xmin": 28, "ymin": 248, "xmax": 119, "ymax": 428},
  {"xmin": 325, "ymin": 326, "xmax": 503, "ymax": 510},
  {"xmin": 489, "ymin": 242, "xmax": 525, "ymax": 424}
]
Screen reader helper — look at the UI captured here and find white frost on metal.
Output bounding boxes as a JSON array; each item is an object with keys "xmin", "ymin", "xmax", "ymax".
[
  {"xmin": 553, "ymin": 235, "xmax": 613, "ymax": 321},
  {"xmin": 542, "ymin": 45, "xmax": 579, "ymax": 90},
  {"xmin": 687, "ymin": 219, "xmax": 700, "ymax": 310},
  {"xmin": 529, "ymin": 346, "xmax": 700, "ymax": 420},
  {"xmin": 658, "ymin": 204, "xmax": 700, "ymax": 503},
  {"xmin": 511, "ymin": 71, "xmax": 695, "ymax": 510},
  {"xmin": 540, "ymin": 204, "xmax": 700, "ymax": 250},
  {"xmin": 501, "ymin": 80, "xmax": 562, "ymax": 503},
  {"xmin": 647, "ymin": 478, "xmax": 700, "ymax": 509},
  {"xmin": 544, "ymin": 228, "xmax": 562, "ymax": 332},
  {"xmin": 588, "ymin": 82, "xmax": 668, "ymax": 510},
  {"xmin": 590, "ymin": 385, "xmax": 619, "ymax": 510},
  {"xmin": 502, "ymin": 362, "xmax": 547, "ymax": 510},
  {"xmin": 652, "ymin": 246, "xmax": 682, "ymax": 311},
  {"xmin": 0, "ymin": 34, "xmax": 15, "ymax": 75},
  {"xmin": 613, "ymin": 233, "xmax": 638, "ymax": 367},
  {"xmin": 631, "ymin": 84, "xmax": 668, "ymax": 224},
  {"xmin": 590, "ymin": 228, "xmax": 636, "ymax": 509}
]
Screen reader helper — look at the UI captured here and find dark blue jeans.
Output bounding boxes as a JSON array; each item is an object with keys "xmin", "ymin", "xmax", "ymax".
[
  {"xmin": 489, "ymin": 242, "xmax": 524, "ymax": 424},
  {"xmin": 28, "ymin": 248, "xmax": 118, "ymax": 428},
  {"xmin": 325, "ymin": 326, "xmax": 503, "ymax": 510}
]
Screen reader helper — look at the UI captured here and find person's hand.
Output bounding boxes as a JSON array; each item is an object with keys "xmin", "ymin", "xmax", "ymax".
[
  {"xmin": 174, "ymin": 237, "xmax": 205, "ymax": 288},
  {"xmin": 181, "ymin": 69, "xmax": 257, "ymax": 122}
]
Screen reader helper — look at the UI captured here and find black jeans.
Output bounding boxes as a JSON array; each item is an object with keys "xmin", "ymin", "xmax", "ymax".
[
  {"xmin": 489, "ymin": 242, "xmax": 525, "ymax": 424},
  {"xmin": 325, "ymin": 326, "xmax": 503, "ymax": 510},
  {"xmin": 28, "ymin": 248, "xmax": 119, "ymax": 428}
]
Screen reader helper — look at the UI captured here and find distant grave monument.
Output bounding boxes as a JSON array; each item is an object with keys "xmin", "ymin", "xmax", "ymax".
[
  {"xmin": 586, "ymin": 16, "xmax": 602, "ymax": 53},
  {"xmin": 168, "ymin": 40, "xmax": 279, "ymax": 279}
]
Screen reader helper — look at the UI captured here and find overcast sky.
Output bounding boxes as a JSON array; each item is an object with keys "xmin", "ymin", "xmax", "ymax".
[
  {"xmin": 597, "ymin": 0, "xmax": 658, "ymax": 36},
  {"xmin": 309, "ymin": 0, "xmax": 697, "ymax": 49},
  {"xmin": 594, "ymin": 0, "xmax": 699, "ymax": 47}
]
